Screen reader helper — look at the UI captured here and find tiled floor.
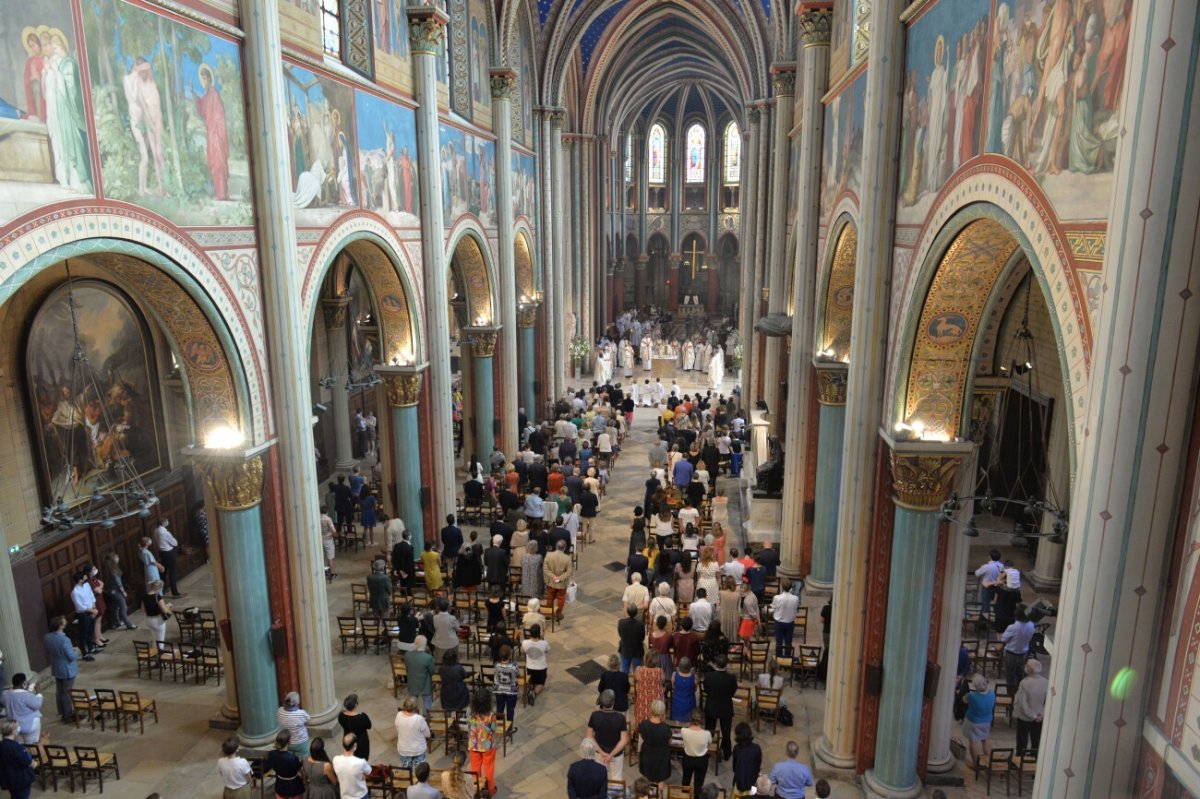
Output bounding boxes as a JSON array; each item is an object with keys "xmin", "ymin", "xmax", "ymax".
[{"xmin": 23, "ymin": 370, "xmax": 1033, "ymax": 798}]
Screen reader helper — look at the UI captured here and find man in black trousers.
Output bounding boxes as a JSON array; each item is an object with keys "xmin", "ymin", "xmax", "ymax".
[{"xmin": 703, "ymin": 654, "xmax": 738, "ymax": 760}]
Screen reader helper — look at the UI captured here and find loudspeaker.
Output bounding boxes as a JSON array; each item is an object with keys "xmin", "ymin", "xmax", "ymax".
[
  {"xmin": 493, "ymin": 418, "xmax": 501, "ymax": 435},
  {"xmin": 924, "ymin": 662, "xmax": 941, "ymax": 699},
  {"xmin": 865, "ymin": 662, "xmax": 883, "ymax": 695},
  {"xmin": 420, "ymin": 486, "xmax": 432, "ymax": 508},
  {"xmin": 803, "ymin": 501, "xmax": 815, "ymax": 525},
  {"xmin": 270, "ymin": 622, "xmax": 287, "ymax": 657}
]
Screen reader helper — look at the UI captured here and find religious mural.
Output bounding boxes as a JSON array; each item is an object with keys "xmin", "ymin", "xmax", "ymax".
[
  {"xmin": 829, "ymin": 0, "xmax": 854, "ymax": 85},
  {"xmin": 896, "ymin": 0, "xmax": 991, "ymax": 223},
  {"xmin": 469, "ymin": 0, "xmax": 492, "ymax": 114},
  {"xmin": 0, "ymin": 3, "xmax": 95, "ymax": 223},
  {"xmin": 512, "ymin": 152, "xmax": 537, "ymax": 223},
  {"xmin": 285, "ymin": 63, "xmax": 359, "ymax": 226},
  {"xmin": 438, "ymin": 123, "xmax": 496, "ymax": 227},
  {"xmin": 82, "ymin": 0, "xmax": 249, "ymax": 226},
  {"xmin": 356, "ymin": 90, "xmax": 420, "ymax": 227},
  {"xmin": 28, "ymin": 280, "xmax": 164, "ymax": 509},
  {"xmin": 514, "ymin": 16, "xmax": 536, "ymax": 149},
  {"xmin": 374, "ymin": 0, "xmax": 411, "ymax": 56},
  {"xmin": 819, "ymin": 70, "xmax": 866, "ymax": 219}
]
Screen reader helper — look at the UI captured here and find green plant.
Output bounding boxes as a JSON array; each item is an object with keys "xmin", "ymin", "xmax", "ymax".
[{"xmin": 568, "ymin": 336, "xmax": 592, "ymax": 361}]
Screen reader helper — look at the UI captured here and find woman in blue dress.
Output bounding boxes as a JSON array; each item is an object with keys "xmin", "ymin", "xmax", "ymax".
[{"xmin": 671, "ymin": 657, "xmax": 697, "ymax": 723}]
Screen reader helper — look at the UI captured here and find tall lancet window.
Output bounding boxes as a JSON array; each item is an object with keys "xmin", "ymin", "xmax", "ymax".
[
  {"xmin": 685, "ymin": 123, "xmax": 706, "ymax": 183},
  {"xmin": 648, "ymin": 123, "xmax": 667, "ymax": 210},
  {"xmin": 722, "ymin": 120, "xmax": 741, "ymax": 210}
]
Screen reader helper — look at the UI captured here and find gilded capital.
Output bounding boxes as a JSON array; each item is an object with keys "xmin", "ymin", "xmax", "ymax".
[
  {"xmin": 489, "ymin": 69, "xmax": 517, "ymax": 100},
  {"xmin": 517, "ymin": 305, "xmax": 539, "ymax": 328},
  {"xmin": 322, "ymin": 297, "xmax": 349, "ymax": 330},
  {"xmin": 469, "ymin": 329, "xmax": 499, "ymax": 357},
  {"xmin": 384, "ymin": 372, "xmax": 423, "ymax": 407},
  {"xmin": 771, "ymin": 67, "xmax": 796, "ymax": 96},
  {"xmin": 816, "ymin": 364, "xmax": 848, "ymax": 405},
  {"xmin": 890, "ymin": 450, "xmax": 963, "ymax": 511},
  {"xmin": 407, "ymin": 6, "xmax": 449, "ymax": 55},
  {"xmin": 798, "ymin": 8, "xmax": 833, "ymax": 47},
  {"xmin": 199, "ymin": 455, "xmax": 265, "ymax": 511}
]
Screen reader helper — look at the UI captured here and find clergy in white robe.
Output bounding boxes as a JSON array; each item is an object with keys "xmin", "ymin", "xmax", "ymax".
[
  {"xmin": 683, "ymin": 340, "xmax": 697, "ymax": 371},
  {"xmin": 708, "ymin": 345, "xmax": 725, "ymax": 388},
  {"xmin": 641, "ymin": 335, "xmax": 654, "ymax": 371},
  {"xmin": 622, "ymin": 341, "xmax": 635, "ymax": 376},
  {"xmin": 654, "ymin": 380, "xmax": 667, "ymax": 405},
  {"xmin": 700, "ymin": 342, "xmax": 713, "ymax": 371},
  {"xmin": 670, "ymin": 381, "xmax": 682, "ymax": 399}
]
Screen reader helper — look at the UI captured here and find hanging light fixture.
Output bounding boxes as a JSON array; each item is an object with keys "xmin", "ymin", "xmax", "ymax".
[
  {"xmin": 939, "ymin": 280, "xmax": 1069, "ymax": 545},
  {"xmin": 41, "ymin": 265, "xmax": 159, "ymax": 532}
]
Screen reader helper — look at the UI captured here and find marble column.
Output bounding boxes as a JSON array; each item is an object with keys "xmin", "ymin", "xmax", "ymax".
[
  {"xmin": 738, "ymin": 108, "xmax": 761, "ymax": 393},
  {"xmin": 635, "ymin": 255, "xmax": 648, "ymax": 308},
  {"xmin": 779, "ymin": 4, "xmax": 832, "ymax": 579},
  {"xmin": 550, "ymin": 110, "xmax": 568, "ymax": 392},
  {"xmin": 322, "ymin": 298, "xmax": 356, "ymax": 470},
  {"xmin": 808, "ymin": 360, "xmax": 846, "ymax": 591},
  {"xmin": 1035, "ymin": 3, "xmax": 1200, "ymax": 796},
  {"xmin": 538, "ymin": 110, "xmax": 558, "ymax": 399},
  {"xmin": 380, "ymin": 366, "xmax": 426, "ymax": 553},
  {"xmin": 517, "ymin": 306, "xmax": 538, "ymax": 418},
  {"xmin": 747, "ymin": 102, "xmax": 772, "ymax": 405},
  {"xmin": 466, "ymin": 328, "xmax": 498, "ymax": 460},
  {"xmin": 705, "ymin": 254, "xmax": 719, "ymax": 312},
  {"xmin": 637, "ymin": 137, "xmax": 648, "ymax": 248},
  {"xmin": 667, "ymin": 255, "xmax": 681, "ymax": 312},
  {"xmin": 1027, "ymin": 402, "xmax": 1068, "ymax": 591},
  {"xmin": 488, "ymin": 70, "xmax": 519, "ymax": 458},
  {"xmin": 763, "ymin": 66, "xmax": 796, "ymax": 423},
  {"xmin": 581, "ymin": 137, "xmax": 595, "ymax": 340},
  {"xmin": 196, "ymin": 449, "xmax": 279, "ymax": 744},
  {"xmin": 238, "ymin": 0, "xmax": 337, "ymax": 723},
  {"xmin": 565, "ymin": 139, "xmax": 577, "ymax": 338},
  {"xmin": 408, "ymin": 6, "xmax": 457, "ymax": 523},
  {"xmin": 0, "ymin": 523, "xmax": 30, "ymax": 683},
  {"xmin": 864, "ymin": 440, "xmax": 970, "ymax": 799},
  {"xmin": 815, "ymin": 0, "xmax": 905, "ymax": 771}
]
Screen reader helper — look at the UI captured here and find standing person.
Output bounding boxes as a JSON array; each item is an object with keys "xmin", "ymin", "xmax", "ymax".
[
  {"xmin": 675, "ymin": 557, "xmax": 696, "ymax": 604},
  {"xmin": 320, "ymin": 507, "xmax": 338, "ymax": 579},
  {"xmin": 153, "ymin": 518, "xmax": 183, "ymax": 598},
  {"xmin": 566, "ymin": 739, "xmax": 608, "ymax": 799},
  {"xmin": 521, "ymin": 624, "xmax": 549, "ymax": 705},
  {"xmin": 394, "ymin": 696, "xmax": 432, "ymax": 769},
  {"xmin": 332, "ymin": 733, "xmax": 372, "ymax": 799},
  {"xmin": 103, "ymin": 553, "xmax": 137, "ymax": 630},
  {"xmin": 1002, "ymin": 607, "xmax": 1036, "ymax": 696},
  {"xmin": 2, "ymin": 676, "xmax": 42, "ymax": 745},
  {"xmin": 617, "ymin": 606, "xmax": 645, "ymax": 674},
  {"xmin": 587, "ymin": 689, "xmax": 629, "ymax": 780},
  {"xmin": 543, "ymin": 540, "xmax": 574, "ymax": 621},
  {"xmin": 731, "ymin": 723, "xmax": 762, "ymax": 799},
  {"xmin": 439, "ymin": 650, "xmax": 470, "ymax": 713},
  {"xmin": 431, "ymin": 599, "xmax": 460, "ymax": 663},
  {"xmin": 467, "ymin": 689, "xmax": 498, "ymax": 797},
  {"xmin": 142, "ymin": 580, "xmax": 172, "ymax": 646},
  {"xmin": 671, "ymin": 658, "xmax": 698, "ymax": 723},
  {"xmin": 960, "ymin": 674, "xmax": 996, "ymax": 768},
  {"xmin": 484, "ymin": 535, "xmax": 510, "ymax": 595},
  {"xmin": 636, "ymin": 700, "xmax": 673, "ymax": 792},
  {"xmin": 769, "ymin": 579, "xmax": 801, "ymax": 656},
  {"xmin": 768, "ymin": 741, "xmax": 815, "ymax": 799},
  {"xmin": 519, "ymin": 542, "xmax": 544, "ymax": 599},
  {"xmin": 42, "ymin": 616, "xmax": 77, "ymax": 722},
  {"xmin": 680, "ymin": 710, "xmax": 712, "ymax": 794},
  {"xmin": 216, "ymin": 736, "xmax": 254, "ymax": 799},
  {"xmin": 493, "ymin": 644, "xmax": 520, "ymax": 734},
  {"xmin": 703, "ymin": 655, "xmax": 738, "ymax": 760},
  {"xmin": 359, "ymin": 491, "xmax": 378, "ymax": 547},
  {"xmin": 138, "ymin": 535, "xmax": 163, "ymax": 585},
  {"xmin": 598, "ymin": 654, "xmax": 631, "ymax": 713},
  {"xmin": 0, "ymin": 719, "xmax": 36, "ymax": 799},
  {"xmin": 303, "ymin": 737, "xmax": 339, "ymax": 799},
  {"xmin": 974, "ymin": 549, "xmax": 1004, "ymax": 617},
  {"xmin": 441, "ymin": 515, "xmax": 463, "ymax": 579},
  {"xmin": 265, "ymin": 729, "xmax": 306, "ymax": 798},
  {"xmin": 277, "ymin": 692, "xmax": 311, "ymax": 757},
  {"xmin": 1013, "ymin": 659, "xmax": 1048, "ymax": 756},
  {"xmin": 337, "ymin": 694, "xmax": 372, "ymax": 760},
  {"xmin": 366, "ymin": 558, "xmax": 390, "ymax": 625},
  {"xmin": 421, "ymin": 541, "xmax": 444, "ymax": 592},
  {"xmin": 70, "ymin": 570, "xmax": 100, "ymax": 658},
  {"xmin": 737, "ymin": 583, "xmax": 760, "ymax": 645}
]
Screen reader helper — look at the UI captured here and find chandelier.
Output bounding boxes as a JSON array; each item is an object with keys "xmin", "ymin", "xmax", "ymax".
[
  {"xmin": 939, "ymin": 281, "xmax": 1069, "ymax": 546},
  {"xmin": 318, "ymin": 371, "xmax": 383, "ymax": 391},
  {"xmin": 41, "ymin": 267, "xmax": 159, "ymax": 531}
]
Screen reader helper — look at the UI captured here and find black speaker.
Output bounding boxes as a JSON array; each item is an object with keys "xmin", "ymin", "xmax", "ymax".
[
  {"xmin": 803, "ymin": 501, "xmax": 815, "ymax": 525},
  {"xmin": 493, "ymin": 418, "xmax": 501, "ymax": 435},
  {"xmin": 420, "ymin": 486, "xmax": 432, "ymax": 508},
  {"xmin": 865, "ymin": 662, "xmax": 883, "ymax": 695},
  {"xmin": 924, "ymin": 662, "xmax": 941, "ymax": 699},
  {"xmin": 270, "ymin": 622, "xmax": 286, "ymax": 657}
]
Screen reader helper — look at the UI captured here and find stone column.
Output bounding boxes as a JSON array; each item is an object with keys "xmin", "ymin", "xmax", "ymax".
[
  {"xmin": 408, "ymin": 5, "xmax": 456, "ymax": 523},
  {"xmin": 466, "ymin": 328, "xmax": 498, "ymax": 461},
  {"xmin": 738, "ymin": 108, "xmax": 761, "ymax": 392},
  {"xmin": 747, "ymin": 102, "xmax": 773, "ymax": 405},
  {"xmin": 0, "ymin": 523, "xmax": 29, "ymax": 683},
  {"xmin": 488, "ymin": 70, "xmax": 519, "ymax": 458},
  {"xmin": 1027, "ymin": 405, "xmax": 1068, "ymax": 591},
  {"xmin": 582, "ymin": 137, "xmax": 595, "ymax": 335},
  {"xmin": 517, "ymin": 306, "xmax": 538, "ymax": 417},
  {"xmin": 808, "ymin": 359, "xmax": 846, "ymax": 591},
  {"xmin": 238, "ymin": 0, "xmax": 336, "ymax": 723},
  {"xmin": 322, "ymin": 298, "xmax": 356, "ymax": 470},
  {"xmin": 565, "ymin": 139, "xmax": 577, "ymax": 338},
  {"xmin": 667, "ymin": 254, "xmax": 681, "ymax": 312},
  {"xmin": 635, "ymin": 255, "xmax": 648, "ymax": 308},
  {"xmin": 637, "ymin": 136, "xmax": 648, "ymax": 248},
  {"xmin": 763, "ymin": 66, "xmax": 796, "ymax": 423},
  {"xmin": 864, "ymin": 440, "xmax": 971, "ymax": 799},
  {"xmin": 538, "ymin": 110, "xmax": 558, "ymax": 399},
  {"xmin": 379, "ymin": 366, "xmax": 426, "ymax": 553},
  {"xmin": 706, "ymin": 254, "xmax": 719, "ymax": 312},
  {"xmin": 815, "ymin": 0, "xmax": 904, "ymax": 771},
  {"xmin": 550, "ymin": 110, "xmax": 568, "ymax": 391},
  {"xmin": 779, "ymin": 4, "xmax": 831, "ymax": 578},
  {"xmin": 1035, "ymin": 3, "xmax": 1200, "ymax": 796},
  {"xmin": 196, "ymin": 449, "xmax": 279, "ymax": 745}
]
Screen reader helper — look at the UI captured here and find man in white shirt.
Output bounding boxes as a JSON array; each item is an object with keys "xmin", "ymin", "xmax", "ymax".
[
  {"xmin": 622, "ymin": 573, "xmax": 650, "ymax": 616},
  {"xmin": 555, "ymin": 417, "xmax": 577, "ymax": 441},
  {"xmin": 770, "ymin": 579, "xmax": 802, "ymax": 656},
  {"xmin": 216, "ymin": 737, "xmax": 253, "ymax": 794},
  {"xmin": 333, "ymin": 733, "xmax": 373, "ymax": 798},
  {"xmin": 70, "ymin": 571, "xmax": 99, "ymax": 659},
  {"xmin": 154, "ymin": 519, "xmax": 183, "ymax": 598},
  {"xmin": 689, "ymin": 589, "xmax": 714, "ymax": 633},
  {"xmin": 721, "ymin": 549, "xmax": 747, "ymax": 584},
  {"xmin": 670, "ymin": 381, "xmax": 682, "ymax": 399},
  {"xmin": 974, "ymin": 549, "xmax": 1004, "ymax": 616}
]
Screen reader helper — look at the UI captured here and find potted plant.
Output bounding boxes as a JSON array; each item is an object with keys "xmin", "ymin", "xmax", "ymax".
[{"xmin": 568, "ymin": 336, "xmax": 592, "ymax": 380}]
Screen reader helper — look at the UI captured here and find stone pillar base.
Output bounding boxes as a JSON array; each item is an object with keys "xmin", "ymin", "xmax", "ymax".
[
  {"xmin": 209, "ymin": 712, "xmax": 239, "ymax": 731},
  {"xmin": 1025, "ymin": 568, "xmax": 1062, "ymax": 594},
  {"xmin": 333, "ymin": 459, "xmax": 359, "ymax": 474},
  {"xmin": 926, "ymin": 750, "xmax": 956, "ymax": 774},
  {"xmin": 238, "ymin": 727, "xmax": 282, "ymax": 749},
  {"xmin": 812, "ymin": 736, "xmax": 857, "ymax": 778},
  {"xmin": 307, "ymin": 701, "xmax": 342, "ymax": 728},
  {"xmin": 863, "ymin": 768, "xmax": 923, "ymax": 799},
  {"xmin": 804, "ymin": 575, "xmax": 833, "ymax": 594}
]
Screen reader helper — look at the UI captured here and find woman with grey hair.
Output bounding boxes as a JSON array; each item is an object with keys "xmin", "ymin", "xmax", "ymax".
[
  {"xmin": 520, "ymin": 541, "xmax": 544, "ymax": 598},
  {"xmin": 394, "ymin": 695, "xmax": 432, "ymax": 768},
  {"xmin": 637, "ymin": 699, "xmax": 673, "ymax": 789},
  {"xmin": 567, "ymin": 738, "xmax": 607, "ymax": 799},
  {"xmin": 960, "ymin": 673, "xmax": 997, "ymax": 767},
  {"xmin": 276, "ymin": 691, "xmax": 311, "ymax": 757}
]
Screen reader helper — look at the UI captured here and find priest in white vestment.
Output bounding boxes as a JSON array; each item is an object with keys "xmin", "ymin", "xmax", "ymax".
[
  {"xmin": 682, "ymin": 340, "xmax": 696, "ymax": 371},
  {"xmin": 640, "ymin": 335, "xmax": 654, "ymax": 371},
  {"xmin": 708, "ymin": 345, "xmax": 725, "ymax": 388}
]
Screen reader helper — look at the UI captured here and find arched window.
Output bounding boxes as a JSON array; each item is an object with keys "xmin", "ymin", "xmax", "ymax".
[
  {"xmin": 723, "ymin": 121, "xmax": 741, "ymax": 184},
  {"xmin": 648, "ymin": 123, "xmax": 667, "ymax": 185},
  {"xmin": 685, "ymin": 123, "xmax": 706, "ymax": 183},
  {"xmin": 624, "ymin": 133, "xmax": 633, "ymax": 183}
]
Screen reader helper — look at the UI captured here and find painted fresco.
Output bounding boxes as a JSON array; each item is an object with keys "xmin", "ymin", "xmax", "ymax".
[
  {"xmin": 897, "ymin": 0, "xmax": 990, "ymax": 223},
  {"xmin": 285, "ymin": 63, "xmax": 359, "ymax": 226},
  {"xmin": 829, "ymin": 0, "xmax": 853, "ymax": 85},
  {"xmin": 356, "ymin": 90, "xmax": 420, "ymax": 226},
  {"xmin": 514, "ymin": 16, "xmax": 536, "ymax": 149},
  {"xmin": 819, "ymin": 70, "xmax": 866, "ymax": 220},
  {"xmin": 373, "ymin": 0, "xmax": 410, "ymax": 56},
  {"xmin": 0, "ymin": 3, "xmax": 95, "ymax": 223},
  {"xmin": 439, "ymin": 123, "xmax": 496, "ymax": 227},
  {"xmin": 469, "ymin": 0, "xmax": 492, "ymax": 117},
  {"xmin": 513, "ymin": 152, "xmax": 537, "ymax": 223},
  {"xmin": 984, "ymin": 0, "xmax": 1129, "ymax": 217},
  {"xmin": 83, "ymin": 0, "xmax": 249, "ymax": 226},
  {"xmin": 28, "ymin": 281, "xmax": 164, "ymax": 509}
]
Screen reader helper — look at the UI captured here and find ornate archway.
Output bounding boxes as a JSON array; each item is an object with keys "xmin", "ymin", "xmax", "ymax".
[{"xmin": 816, "ymin": 218, "xmax": 858, "ymax": 360}]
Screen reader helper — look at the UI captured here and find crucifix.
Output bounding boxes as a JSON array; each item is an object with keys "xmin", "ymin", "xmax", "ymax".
[{"xmin": 684, "ymin": 240, "xmax": 704, "ymax": 280}]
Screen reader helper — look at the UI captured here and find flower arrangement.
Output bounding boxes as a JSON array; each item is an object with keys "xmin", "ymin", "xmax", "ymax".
[{"xmin": 568, "ymin": 336, "xmax": 592, "ymax": 361}]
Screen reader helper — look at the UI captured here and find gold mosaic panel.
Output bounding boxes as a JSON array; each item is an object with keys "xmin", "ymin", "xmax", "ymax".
[
  {"xmin": 346, "ymin": 240, "xmax": 416, "ymax": 363},
  {"xmin": 821, "ymin": 222, "xmax": 858, "ymax": 356},
  {"xmin": 450, "ymin": 234, "xmax": 495, "ymax": 324}
]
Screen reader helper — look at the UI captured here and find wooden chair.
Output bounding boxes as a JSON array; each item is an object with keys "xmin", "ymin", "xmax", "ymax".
[
  {"xmin": 352, "ymin": 583, "xmax": 370, "ymax": 615},
  {"xmin": 975, "ymin": 747, "xmax": 1014, "ymax": 796},
  {"xmin": 980, "ymin": 641, "xmax": 1006, "ymax": 677},
  {"xmin": 197, "ymin": 608, "xmax": 220, "ymax": 646},
  {"xmin": 93, "ymin": 688, "xmax": 122, "ymax": 732},
  {"xmin": 426, "ymin": 709, "xmax": 457, "ymax": 754},
  {"xmin": 774, "ymin": 646, "xmax": 796, "ymax": 686},
  {"xmin": 75, "ymin": 745, "xmax": 121, "ymax": 792},
  {"xmin": 197, "ymin": 645, "xmax": 224, "ymax": 685},
  {"xmin": 68, "ymin": 688, "xmax": 99, "ymax": 729},
  {"xmin": 666, "ymin": 784, "xmax": 693, "ymax": 799},
  {"xmin": 42, "ymin": 744, "xmax": 77, "ymax": 792},
  {"xmin": 22, "ymin": 744, "xmax": 45, "ymax": 790},
  {"xmin": 134, "ymin": 640, "xmax": 161, "ymax": 680},
  {"xmin": 118, "ymin": 690, "xmax": 159, "ymax": 734},
  {"xmin": 176, "ymin": 612, "xmax": 201, "ymax": 648},
  {"xmin": 1008, "ymin": 751, "xmax": 1038, "ymax": 796},
  {"xmin": 994, "ymin": 682, "xmax": 1014, "ymax": 725},
  {"xmin": 743, "ymin": 640, "xmax": 769, "ymax": 678},
  {"xmin": 338, "ymin": 616, "xmax": 365, "ymax": 654},
  {"xmin": 731, "ymin": 685, "xmax": 753, "ymax": 723},
  {"xmin": 794, "ymin": 645, "xmax": 822, "ymax": 688},
  {"xmin": 754, "ymin": 686, "xmax": 783, "ymax": 733},
  {"xmin": 157, "ymin": 641, "xmax": 194, "ymax": 683},
  {"xmin": 390, "ymin": 654, "xmax": 408, "ymax": 697},
  {"xmin": 361, "ymin": 617, "xmax": 386, "ymax": 654},
  {"xmin": 609, "ymin": 779, "xmax": 630, "ymax": 799},
  {"xmin": 795, "ymin": 606, "xmax": 809, "ymax": 643}
]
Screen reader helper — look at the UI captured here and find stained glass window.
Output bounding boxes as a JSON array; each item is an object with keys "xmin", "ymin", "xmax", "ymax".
[
  {"xmin": 625, "ymin": 133, "xmax": 632, "ymax": 182},
  {"xmin": 685, "ymin": 123, "xmax": 706, "ymax": 183},
  {"xmin": 724, "ymin": 121, "xmax": 741, "ymax": 184},
  {"xmin": 648, "ymin": 123, "xmax": 666, "ymax": 185}
]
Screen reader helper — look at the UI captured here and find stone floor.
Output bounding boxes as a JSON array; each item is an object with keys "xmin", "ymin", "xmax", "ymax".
[{"xmin": 22, "ymin": 368, "xmax": 1037, "ymax": 798}]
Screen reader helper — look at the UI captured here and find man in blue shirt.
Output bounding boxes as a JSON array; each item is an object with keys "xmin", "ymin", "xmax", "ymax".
[{"xmin": 769, "ymin": 741, "xmax": 815, "ymax": 799}]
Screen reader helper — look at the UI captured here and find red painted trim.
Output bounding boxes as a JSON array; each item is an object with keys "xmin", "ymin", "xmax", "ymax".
[
  {"xmin": 1133, "ymin": 737, "xmax": 1165, "ymax": 799},
  {"xmin": 856, "ymin": 441, "xmax": 892, "ymax": 771},
  {"xmin": 262, "ymin": 445, "xmax": 301, "ymax": 695},
  {"xmin": 800, "ymin": 368, "xmax": 819, "ymax": 577}
]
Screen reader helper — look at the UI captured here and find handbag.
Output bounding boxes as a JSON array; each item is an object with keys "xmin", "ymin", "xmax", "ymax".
[{"xmin": 777, "ymin": 705, "xmax": 794, "ymax": 726}]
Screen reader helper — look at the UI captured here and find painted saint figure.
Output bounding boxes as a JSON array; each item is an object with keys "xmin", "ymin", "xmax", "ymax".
[
  {"xmin": 42, "ymin": 30, "xmax": 93, "ymax": 193},
  {"xmin": 22, "ymin": 27, "xmax": 46, "ymax": 122},
  {"xmin": 193, "ymin": 64, "xmax": 230, "ymax": 200},
  {"xmin": 124, "ymin": 56, "xmax": 166, "ymax": 197},
  {"xmin": 922, "ymin": 35, "xmax": 949, "ymax": 194}
]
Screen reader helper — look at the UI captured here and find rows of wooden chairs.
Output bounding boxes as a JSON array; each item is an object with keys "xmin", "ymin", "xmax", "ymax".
[
  {"xmin": 607, "ymin": 781, "xmax": 729, "ymax": 799},
  {"xmin": 66, "ymin": 687, "xmax": 158, "ymax": 735},
  {"xmin": 133, "ymin": 640, "xmax": 222, "ymax": 685},
  {"xmin": 974, "ymin": 748, "xmax": 1039, "ymax": 796},
  {"xmin": 23, "ymin": 744, "xmax": 121, "ymax": 793}
]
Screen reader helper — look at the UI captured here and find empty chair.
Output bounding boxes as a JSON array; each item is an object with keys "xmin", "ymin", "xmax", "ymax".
[
  {"xmin": 134, "ymin": 640, "xmax": 161, "ymax": 680},
  {"xmin": 41, "ymin": 744, "xmax": 77, "ymax": 792},
  {"xmin": 118, "ymin": 690, "xmax": 158, "ymax": 734},
  {"xmin": 75, "ymin": 745, "xmax": 121, "ymax": 793}
]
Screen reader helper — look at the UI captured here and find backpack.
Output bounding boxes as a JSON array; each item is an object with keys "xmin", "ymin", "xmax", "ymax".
[{"xmin": 777, "ymin": 705, "xmax": 794, "ymax": 727}]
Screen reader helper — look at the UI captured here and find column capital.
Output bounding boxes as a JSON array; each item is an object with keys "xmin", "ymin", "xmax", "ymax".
[
  {"xmin": 542, "ymin": 107, "xmax": 566, "ymax": 127},
  {"xmin": 321, "ymin": 296, "xmax": 351, "ymax": 330},
  {"xmin": 406, "ymin": 5, "xmax": 449, "ymax": 55},
  {"xmin": 465, "ymin": 326, "xmax": 499, "ymax": 357},
  {"xmin": 517, "ymin": 304, "xmax": 539, "ymax": 328},
  {"xmin": 193, "ymin": 448, "xmax": 267, "ymax": 511},
  {"xmin": 637, "ymin": 255, "xmax": 650, "ymax": 267},
  {"xmin": 747, "ymin": 107, "xmax": 761, "ymax": 125},
  {"xmin": 814, "ymin": 360, "xmax": 848, "ymax": 405},
  {"xmin": 489, "ymin": 68, "xmax": 517, "ymax": 100},
  {"xmin": 771, "ymin": 65, "xmax": 797, "ymax": 97},
  {"xmin": 886, "ymin": 436, "xmax": 973, "ymax": 511},
  {"xmin": 379, "ymin": 364, "xmax": 427, "ymax": 408},
  {"xmin": 797, "ymin": 4, "xmax": 834, "ymax": 47}
]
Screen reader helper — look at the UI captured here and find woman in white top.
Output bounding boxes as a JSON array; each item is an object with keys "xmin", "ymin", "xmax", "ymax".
[
  {"xmin": 522, "ymin": 624, "xmax": 550, "ymax": 704},
  {"xmin": 217, "ymin": 736, "xmax": 254, "ymax": 798},
  {"xmin": 394, "ymin": 695, "xmax": 432, "ymax": 768},
  {"xmin": 680, "ymin": 709, "xmax": 713, "ymax": 793}
]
